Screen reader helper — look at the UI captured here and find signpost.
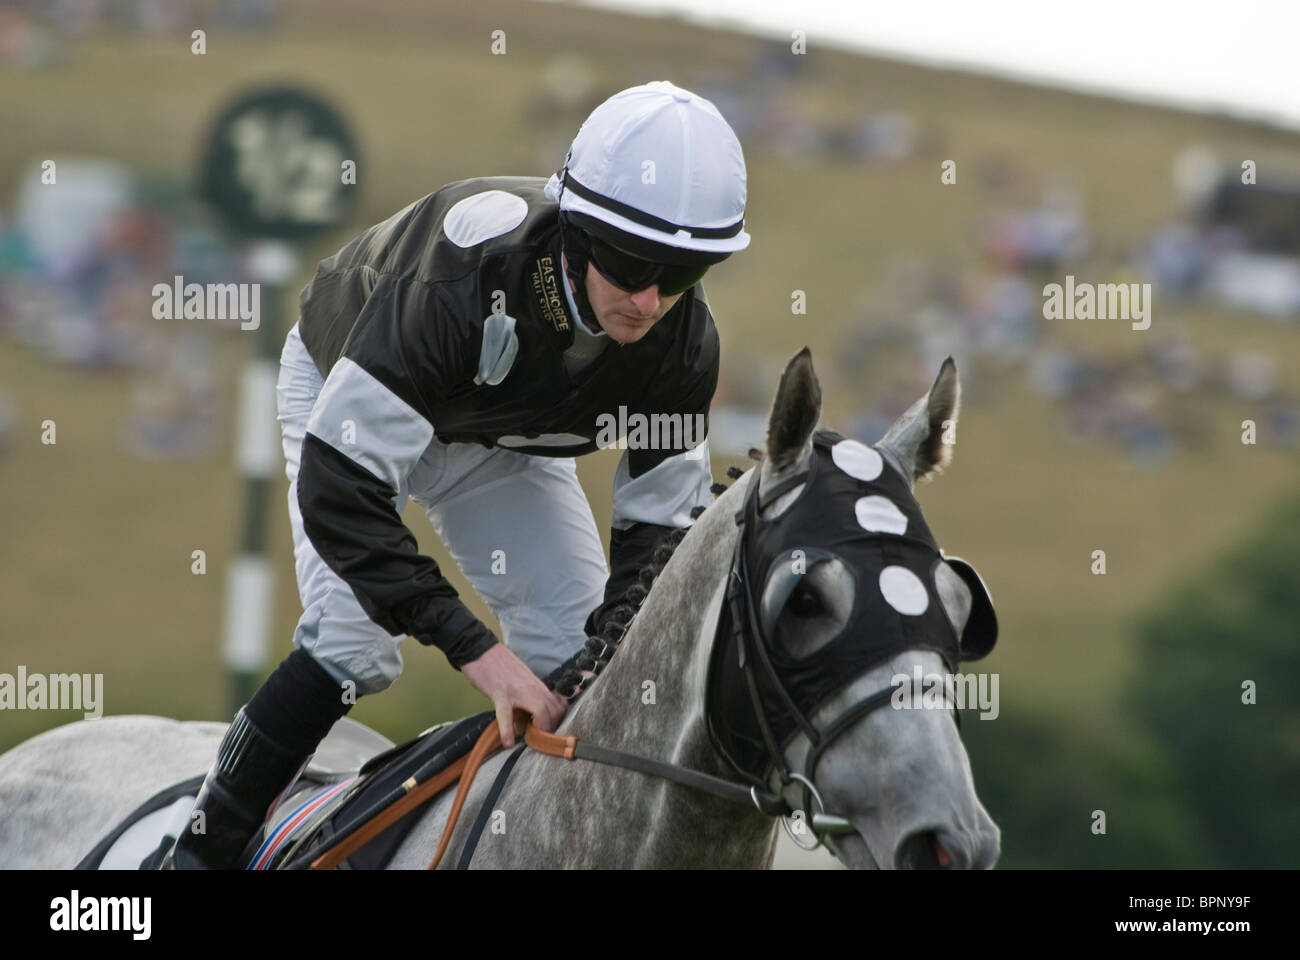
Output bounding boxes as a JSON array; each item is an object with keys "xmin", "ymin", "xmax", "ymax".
[{"xmin": 198, "ymin": 86, "xmax": 359, "ymax": 714}]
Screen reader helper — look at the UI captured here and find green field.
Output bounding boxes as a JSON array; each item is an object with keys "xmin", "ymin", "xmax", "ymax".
[{"xmin": 2, "ymin": 0, "xmax": 1298, "ymax": 799}]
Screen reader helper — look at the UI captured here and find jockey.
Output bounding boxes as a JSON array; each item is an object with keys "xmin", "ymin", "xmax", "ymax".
[{"xmin": 166, "ymin": 81, "xmax": 751, "ymax": 868}]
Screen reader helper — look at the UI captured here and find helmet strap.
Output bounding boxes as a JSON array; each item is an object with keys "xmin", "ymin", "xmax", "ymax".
[
  {"xmin": 556, "ymin": 171, "xmax": 605, "ymax": 336},
  {"xmin": 561, "ymin": 243, "xmax": 602, "ymax": 337}
]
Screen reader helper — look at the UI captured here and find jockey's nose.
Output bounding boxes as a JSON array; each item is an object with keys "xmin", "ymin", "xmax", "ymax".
[{"xmin": 628, "ymin": 286, "xmax": 661, "ymax": 316}]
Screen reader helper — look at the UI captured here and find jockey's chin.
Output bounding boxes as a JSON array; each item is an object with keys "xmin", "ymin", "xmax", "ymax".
[{"xmin": 582, "ymin": 267, "xmax": 683, "ymax": 345}]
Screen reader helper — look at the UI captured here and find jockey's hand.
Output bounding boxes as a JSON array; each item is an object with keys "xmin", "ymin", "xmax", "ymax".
[{"xmin": 461, "ymin": 642, "xmax": 568, "ymax": 748}]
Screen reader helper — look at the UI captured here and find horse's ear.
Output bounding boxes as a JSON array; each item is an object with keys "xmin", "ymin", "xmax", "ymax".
[
  {"xmin": 876, "ymin": 357, "xmax": 960, "ymax": 484},
  {"xmin": 766, "ymin": 347, "xmax": 822, "ymax": 471}
]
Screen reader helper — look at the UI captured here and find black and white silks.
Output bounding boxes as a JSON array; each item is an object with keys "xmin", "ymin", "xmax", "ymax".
[{"xmin": 293, "ymin": 176, "xmax": 719, "ymax": 668}]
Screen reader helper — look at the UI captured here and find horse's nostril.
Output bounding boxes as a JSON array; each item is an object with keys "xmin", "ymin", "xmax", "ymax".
[
  {"xmin": 934, "ymin": 835, "xmax": 953, "ymax": 868},
  {"xmin": 895, "ymin": 829, "xmax": 958, "ymax": 869}
]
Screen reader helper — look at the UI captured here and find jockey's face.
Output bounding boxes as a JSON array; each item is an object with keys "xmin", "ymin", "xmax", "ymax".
[{"xmin": 579, "ymin": 255, "xmax": 684, "ymax": 345}]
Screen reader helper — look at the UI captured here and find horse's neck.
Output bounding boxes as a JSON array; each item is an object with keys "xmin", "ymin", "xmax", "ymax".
[
  {"xmin": 414, "ymin": 474, "xmax": 775, "ymax": 869},
  {"xmin": 548, "ymin": 474, "xmax": 774, "ymax": 865},
  {"xmin": 566, "ymin": 475, "xmax": 745, "ymax": 764}
]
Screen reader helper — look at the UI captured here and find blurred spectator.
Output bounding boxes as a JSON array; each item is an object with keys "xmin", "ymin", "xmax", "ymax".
[
  {"xmin": 1171, "ymin": 145, "xmax": 1221, "ymax": 212},
  {"xmin": 975, "ymin": 152, "xmax": 1033, "ymax": 195},
  {"xmin": 124, "ymin": 330, "xmax": 218, "ymax": 461},
  {"xmin": 1027, "ymin": 344, "xmax": 1077, "ymax": 399},
  {"xmin": 752, "ymin": 38, "xmax": 807, "ymax": 84},
  {"xmin": 12, "ymin": 157, "xmax": 132, "ymax": 284},
  {"xmin": 225, "ymin": 0, "xmax": 281, "ymax": 31},
  {"xmin": 1142, "ymin": 224, "xmax": 1210, "ymax": 296},
  {"xmin": 985, "ymin": 184, "xmax": 1090, "ymax": 270},
  {"xmin": 849, "ymin": 111, "xmax": 918, "ymax": 162},
  {"xmin": 1224, "ymin": 350, "xmax": 1277, "ymax": 401},
  {"xmin": 693, "ymin": 79, "xmax": 757, "ymax": 143},
  {"xmin": 847, "ymin": 410, "xmax": 892, "ymax": 447},
  {"xmin": 1147, "ymin": 336, "xmax": 1204, "ymax": 393},
  {"xmin": 1205, "ymin": 252, "xmax": 1300, "ymax": 319},
  {"xmin": 970, "ymin": 272, "xmax": 1036, "ymax": 357},
  {"xmin": 1111, "ymin": 384, "xmax": 1172, "ymax": 468},
  {"xmin": 0, "ymin": 7, "xmax": 56, "ymax": 69}
]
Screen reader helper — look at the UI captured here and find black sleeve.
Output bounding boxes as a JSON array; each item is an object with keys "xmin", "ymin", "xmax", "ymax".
[
  {"xmin": 295, "ymin": 273, "xmax": 497, "ymax": 670},
  {"xmin": 591, "ymin": 292, "xmax": 721, "ymax": 634},
  {"xmin": 582, "ymin": 522, "xmax": 676, "ymax": 638}
]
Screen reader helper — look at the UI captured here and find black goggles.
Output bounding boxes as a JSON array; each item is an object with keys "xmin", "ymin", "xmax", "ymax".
[{"xmin": 586, "ymin": 234, "xmax": 712, "ymax": 296}]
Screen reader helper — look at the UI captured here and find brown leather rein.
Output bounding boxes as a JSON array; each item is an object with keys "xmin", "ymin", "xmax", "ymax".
[{"xmin": 308, "ymin": 711, "xmax": 803, "ymax": 870}]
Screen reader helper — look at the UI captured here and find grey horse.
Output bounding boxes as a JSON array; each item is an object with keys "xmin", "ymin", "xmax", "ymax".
[{"xmin": 0, "ymin": 350, "xmax": 1000, "ymax": 869}]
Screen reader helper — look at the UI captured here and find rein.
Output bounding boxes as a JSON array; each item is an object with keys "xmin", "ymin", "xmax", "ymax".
[{"xmin": 422, "ymin": 711, "xmax": 855, "ymax": 870}]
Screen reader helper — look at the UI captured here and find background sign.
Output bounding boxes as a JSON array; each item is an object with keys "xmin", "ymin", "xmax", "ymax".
[{"xmin": 199, "ymin": 85, "xmax": 359, "ymax": 240}]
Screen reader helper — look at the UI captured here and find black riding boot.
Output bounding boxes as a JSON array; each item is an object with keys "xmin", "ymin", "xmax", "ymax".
[
  {"xmin": 163, "ymin": 707, "xmax": 308, "ymax": 869},
  {"xmin": 164, "ymin": 648, "xmax": 353, "ymax": 870}
]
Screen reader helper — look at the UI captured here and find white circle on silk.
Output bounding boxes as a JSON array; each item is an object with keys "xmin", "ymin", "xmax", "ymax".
[
  {"xmin": 444, "ymin": 190, "xmax": 529, "ymax": 248},
  {"xmin": 855, "ymin": 496, "xmax": 908, "ymax": 535},
  {"xmin": 831, "ymin": 440, "xmax": 883, "ymax": 481},
  {"xmin": 879, "ymin": 565, "xmax": 929, "ymax": 615}
]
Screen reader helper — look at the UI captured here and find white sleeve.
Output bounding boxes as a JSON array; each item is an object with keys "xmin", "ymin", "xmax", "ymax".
[{"xmin": 611, "ymin": 440, "xmax": 714, "ymax": 531}]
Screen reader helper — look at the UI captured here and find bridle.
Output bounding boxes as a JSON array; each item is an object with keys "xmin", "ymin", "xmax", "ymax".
[
  {"xmin": 419, "ymin": 439, "xmax": 997, "ymax": 867},
  {"xmin": 703, "ymin": 432, "xmax": 998, "ymax": 851},
  {"xmin": 711, "ymin": 465, "xmax": 938, "ymax": 849}
]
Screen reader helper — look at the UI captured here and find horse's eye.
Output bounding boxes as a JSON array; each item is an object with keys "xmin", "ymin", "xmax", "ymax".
[{"xmin": 788, "ymin": 583, "xmax": 824, "ymax": 618}]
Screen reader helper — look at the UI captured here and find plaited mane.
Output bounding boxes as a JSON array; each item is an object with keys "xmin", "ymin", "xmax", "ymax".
[{"xmin": 543, "ymin": 451, "xmax": 762, "ymax": 699}]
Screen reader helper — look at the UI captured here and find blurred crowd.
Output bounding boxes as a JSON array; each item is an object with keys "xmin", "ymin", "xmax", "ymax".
[
  {"xmin": 0, "ymin": 0, "xmax": 279, "ymax": 70},
  {"xmin": 705, "ymin": 135, "xmax": 1300, "ymax": 463},
  {"xmin": 0, "ymin": 159, "xmax": 246, "ymax": 461},
  {"xmin": 3, "ymin": 32, "xmax": 1297, "ymax": 468},
  {"xmin": 526, "ymin": 45, "xmax": 931, "ymax": 182}
]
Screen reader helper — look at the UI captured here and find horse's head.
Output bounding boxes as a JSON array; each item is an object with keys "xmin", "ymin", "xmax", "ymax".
[{"xmin": 705, "ymin": 348, "xmax": 1001, "ymax": 869}]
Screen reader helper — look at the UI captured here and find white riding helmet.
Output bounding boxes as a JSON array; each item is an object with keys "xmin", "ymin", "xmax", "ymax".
[{"xmin": 545, "ymin": 80, "xmax": 750, "ymax": 264}]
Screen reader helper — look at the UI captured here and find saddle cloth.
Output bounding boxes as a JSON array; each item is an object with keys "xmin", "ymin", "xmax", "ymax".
[{"xmin": 75, "ymin": 712, "xmax": 493, "ymax": 870}]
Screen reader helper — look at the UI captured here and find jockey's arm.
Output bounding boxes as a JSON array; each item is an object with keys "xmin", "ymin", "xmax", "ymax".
[
  {"xmin": 296, "ymin": 273, "xmax": 496, "ymax": 667},
  {"xmin": 294, "ymin": 273, "xmax": 565, "ymax": 738},
  {"xmin": 584, "ymin": 423, "xmax": 715, "ymax": 637}
]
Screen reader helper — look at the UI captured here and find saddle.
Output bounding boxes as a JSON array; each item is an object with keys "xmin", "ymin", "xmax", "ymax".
[{"xmin": 75, "ymin": 712, "xmax": 494, "ymax": 871}]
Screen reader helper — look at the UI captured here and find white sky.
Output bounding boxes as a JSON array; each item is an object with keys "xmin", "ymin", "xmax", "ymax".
[{"xmin": 561, "ymin": 0, "xmax": 1300, "ymax": 132}]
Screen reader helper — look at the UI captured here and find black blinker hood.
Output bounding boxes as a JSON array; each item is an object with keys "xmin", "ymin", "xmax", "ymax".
[{"xmin": 705, "ymin": 430, "xmax": 996, "ymax": 786}]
